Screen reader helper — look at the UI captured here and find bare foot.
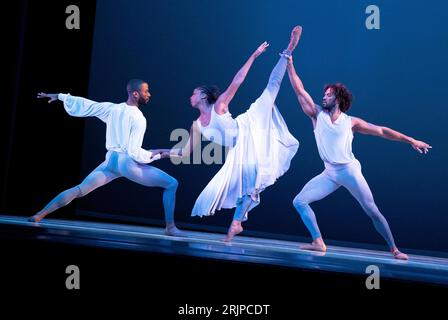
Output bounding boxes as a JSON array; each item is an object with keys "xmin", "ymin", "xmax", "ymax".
[
  {"xmin": 165, "ymin": 225, "xmax": 186, "ymax": 237},
  {"xmin": 287, "ymin": 25, "xmax": 303, "ymax": 52},
  {"xmin": 392, "ymin": 248, "xmax": 409, "ymax": 260},
  {"xmin": 300, "ymin": 238, "xmax": 327, "ymax": 252},
  {"xmin": 223, "ymin": 223, "xmax": 243, "ymax": 242},
  {"xmin": 28, "ymin": 213, "xmax": 47, "ymax": 223}
]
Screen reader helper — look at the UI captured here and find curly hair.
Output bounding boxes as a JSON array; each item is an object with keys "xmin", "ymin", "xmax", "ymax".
[{"xmin": 324, "ymin": 83, "xmax": 353, "ymax": 112}]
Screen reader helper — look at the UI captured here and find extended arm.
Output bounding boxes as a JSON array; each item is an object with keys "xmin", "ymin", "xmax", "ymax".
[
  {"xmin": 168, "ymin": 121, "xmax": 202, "ymax": 158},
  {"xmin": 286, "ymin": 58, "xmax": 318, "ymax": 119},
  {"xmin": 214, "ymin": 42, "xmax": 269, "ymax": 115},
  {"xmin": 37, "ymin": 92, "xmax": 113, "ymax": 123},
  {"xmin": 351, "ymin": 117, "xmax": 432, "ymax": 154}
]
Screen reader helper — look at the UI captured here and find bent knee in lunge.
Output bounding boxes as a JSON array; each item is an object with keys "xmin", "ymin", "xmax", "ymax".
[
  {"xmin": 293, "ymin": 194, "xmax": 309, "ymax": 209},
  {"xmin": 165, "ymin": 178, "xmax": 178, "ymax": 190},
  {"xmin": 74, "ymin": 185, "xmax": 87, "ymax": 198}
]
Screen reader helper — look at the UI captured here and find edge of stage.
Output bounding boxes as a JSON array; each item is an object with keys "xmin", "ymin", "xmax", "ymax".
[{"xmin": 1, "ymin": 214, "xmax": 447, "ymax": 289}]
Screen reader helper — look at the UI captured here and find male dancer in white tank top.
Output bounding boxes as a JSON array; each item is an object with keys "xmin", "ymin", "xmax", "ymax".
[{"xmin": 286, "ymin": 46, "xmax": 431, "ymax": 260}]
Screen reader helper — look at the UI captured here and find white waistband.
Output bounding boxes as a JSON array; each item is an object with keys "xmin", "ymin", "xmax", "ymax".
[{"xmin": 324, "ymin": 159, "xmax": 360, "ymax": 171}]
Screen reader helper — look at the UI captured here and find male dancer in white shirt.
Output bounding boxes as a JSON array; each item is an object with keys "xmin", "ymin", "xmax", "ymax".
[
  {"xmin": 28, "ymin": 79, "xmax": 183, "ymax": 236},
  {"xmin": 287, "ymin": 53, "xmax": 431, "ymax": 260}
]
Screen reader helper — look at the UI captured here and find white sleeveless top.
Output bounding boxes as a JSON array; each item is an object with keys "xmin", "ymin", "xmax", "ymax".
[
  {"xmin": 197, "ymin": 106, "xmax": 239, "ymax": 147},
  {"xmin": 314, "ymin": 110, "xmax": 356, "ymax": 165}
]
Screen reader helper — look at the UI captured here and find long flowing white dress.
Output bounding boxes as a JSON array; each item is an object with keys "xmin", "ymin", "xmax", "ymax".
[{"xmin": 192, "ymin": 79, "xmax": 299, "ymax": 217}]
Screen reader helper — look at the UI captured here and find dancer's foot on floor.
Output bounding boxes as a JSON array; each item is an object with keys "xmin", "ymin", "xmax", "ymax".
[
  {"xmin": 300, "ymin": 238, "xmax": 327, "ymax": 252},
  {"xmin": 28, "ymin": 212, "xmax": 47, "ymax": 223},
  {"xmin": 223, "ymin": 223, "xmax": 243, "ymax": 242},
  {"xmin": 165, "ymin": 225, "xmax": 186, "ymax": 237},
  {"xmin": 287, "ymin": 25, "xmax": 302, "ymax": 53},
  {"xmin": 391, "ymin": 248, "xmax": 409, "ymax": 260}
]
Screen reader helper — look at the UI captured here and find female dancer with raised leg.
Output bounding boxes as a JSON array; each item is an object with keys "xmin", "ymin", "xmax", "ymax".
[{"xmin": 166, "ymin": 26, "xmax": 302, "ymax": 241}]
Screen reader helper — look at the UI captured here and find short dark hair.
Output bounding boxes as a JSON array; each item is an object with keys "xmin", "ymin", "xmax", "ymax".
[
  {"xmin": 127, "ymin": 79, "xmax": 146, "ymax": 93},
  {"xmin": 197, "ymin": 85, "xmax": 221, "ymax": 104},
  {"xmin": 324, "ymin": 83, "xmax": 353, "ymax": 112}
]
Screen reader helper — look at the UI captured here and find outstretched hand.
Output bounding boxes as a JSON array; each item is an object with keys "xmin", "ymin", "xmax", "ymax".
[
  {"xmin": 252, "ymin": 41, "xmax": 269, "ymax": 58},
  {"xmin": 150, "ymin": 149, "xmax": 172, "ymax": 159},
  {"xmin": 160, "ymin": 151, "xmax": 171, "ymax": 159},
  {"xmin": 37, "ymin": 92, "xmax": 58, "ymax": 103},
  {"xmin": 411, "ymin": 139, "xmax": 432, "ymax": 154}
]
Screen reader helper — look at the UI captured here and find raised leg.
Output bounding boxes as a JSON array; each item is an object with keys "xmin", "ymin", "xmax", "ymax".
[{"xmin": 261, "ymin": 26, "xmax": 303, "ymax": 105}]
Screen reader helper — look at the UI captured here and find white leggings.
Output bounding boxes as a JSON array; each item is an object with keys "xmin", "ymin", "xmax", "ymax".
[
  {"xmin": 39, "ymin": 151, "xmax": 178, "ymax": 223},
  {"xmin": 293, "ymin": 160, "xmax": 397, "ymax": 249}
]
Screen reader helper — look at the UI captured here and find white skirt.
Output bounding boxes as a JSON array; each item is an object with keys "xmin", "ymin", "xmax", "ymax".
[{"xmin": 191, "ymin": 89, "xmax": 299, "ymax": 218}]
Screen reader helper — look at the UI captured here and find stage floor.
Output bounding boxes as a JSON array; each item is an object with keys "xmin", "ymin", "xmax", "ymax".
[{"xmin": 0, "ymin": 215, "xmax": 447, "ymax": 286}]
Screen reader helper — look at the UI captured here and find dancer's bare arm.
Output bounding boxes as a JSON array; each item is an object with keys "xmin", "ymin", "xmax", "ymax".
[
  {"xmin": 214, "ymin": 42, "xmax": 269, "ymax": 115},
  {"xmin": 149, "ymin": 149, "xmax": 169, "ymax": 159},
  {"xmin": 287, "ymin": 58, "xmax": 318, "ymax": 119},
  {"xmin": 168, "ymin": 121, "xmax": 202, "ymax": 158},
  {"xmin": 351, "ymin": 117, "xmax": 432, "ymax": 154}
]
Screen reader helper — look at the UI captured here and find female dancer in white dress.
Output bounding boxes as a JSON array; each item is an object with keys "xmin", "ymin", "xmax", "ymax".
[{"xmin": 167, "ymin": 26, "xmax": 302, "ymax": 241}]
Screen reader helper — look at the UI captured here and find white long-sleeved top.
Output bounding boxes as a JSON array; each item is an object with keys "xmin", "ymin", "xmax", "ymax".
[{"xmin": 58, "ymin": 93, "xmax": 155, "ymax": 164}]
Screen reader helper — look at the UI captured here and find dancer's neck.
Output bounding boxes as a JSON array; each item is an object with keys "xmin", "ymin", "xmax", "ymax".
[
  {"xmin": 325, "ymin": 105, "xmax": 341, "ymax": 122},
  {"xmin": 198, "ymin": 102, "xmax": 213, "ymax": 118},
  {"xmin": 126, "ymin": 98, "xmax": 139, "ymax": 107}
]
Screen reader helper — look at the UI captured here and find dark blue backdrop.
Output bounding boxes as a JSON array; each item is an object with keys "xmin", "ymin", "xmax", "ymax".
[{"xmin": 77, "ymin": 0, "xmax": 447, "ymax": 253}]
